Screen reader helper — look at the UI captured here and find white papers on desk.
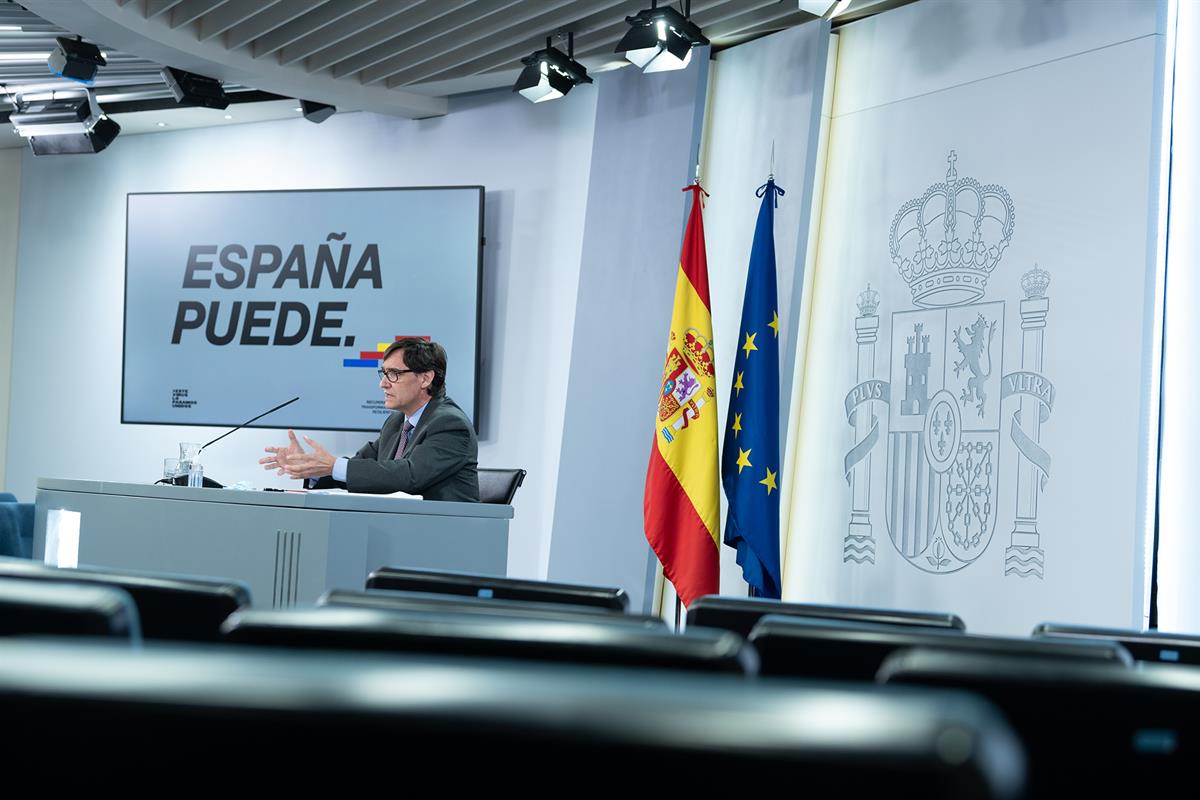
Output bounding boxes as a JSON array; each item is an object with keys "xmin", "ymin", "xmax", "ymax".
[{"xmin": 306, "ymin": 488, "xmax": 424, "ymax": 500}]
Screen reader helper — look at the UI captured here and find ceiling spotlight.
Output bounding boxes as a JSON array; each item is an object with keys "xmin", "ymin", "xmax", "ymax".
[
  {"xmin": 300, "ymin": 100, "xmax": 336, "ymax": 123},
  {"xmin": 48, "ymin": 36, "xmax": 106, "ymax": 85},
  {"xmin": 10, "ymin": 91, "xmax": 120, "ymax": 155},
  {"xmin": 615, "ymin": 1, "xmax": 708, "ymax": 74},
  {"xmin": 161, "ymin": 66, "xmax": 229, "ymax": 110},
  {"xmin": 513, "ymin": 33, "xmax": 591, "ymax": 104}
]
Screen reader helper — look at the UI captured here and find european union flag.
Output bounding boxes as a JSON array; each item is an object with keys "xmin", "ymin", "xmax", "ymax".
[{"xmin": 721, "ymin": 179, "xmax": 783, "ymax": 598}]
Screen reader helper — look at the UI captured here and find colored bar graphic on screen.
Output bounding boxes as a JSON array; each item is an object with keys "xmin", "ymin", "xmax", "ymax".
[{"xmin": 342, "ymin": 335, "xmax": 431, "ymax": 368}]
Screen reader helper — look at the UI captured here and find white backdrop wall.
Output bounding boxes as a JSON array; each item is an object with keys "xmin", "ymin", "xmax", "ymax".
[
  {"xmin": 0, "ymin": 148, "xmax": 19, "ymax": 493},
  {"xmin": 784, "ymin": 0, "xmax": 1169, "ymax": 634},
  {"xmin": 1157, "ymin": 0, "xmax": 1199, "ymax": 633},
  {"xmin": 5, "ymin": 87, "xmax": 598, "ymax": 580},
  {"xmin": 699, "ymin": 21, "xmax": 831, "ymax": 596}
]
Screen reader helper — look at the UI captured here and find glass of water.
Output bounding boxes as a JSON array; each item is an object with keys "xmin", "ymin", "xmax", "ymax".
[{"xmin": 179, "ymin": 442, "xmax": 201, "ymax": 474}]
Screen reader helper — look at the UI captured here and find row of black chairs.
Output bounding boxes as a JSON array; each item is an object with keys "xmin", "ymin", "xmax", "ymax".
[{"xmin": 3, "ymin": 556, "xmax": 1200, "ymax": 795}]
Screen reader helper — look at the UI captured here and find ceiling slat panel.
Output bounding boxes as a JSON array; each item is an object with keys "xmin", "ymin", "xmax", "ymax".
[
  {"xmin": 144, "ymin": 0, "xmax": 186, "ymax": 20},
  {"xmin": 360, "ymin": 0, "xmax": 589, "ymax": 86},
  {"xmin": 339, "ymin": 0, "xmax": 524, "ymax": 82},
  {"xmin": 197, "ymin": 0, "xmax": 283, "ymax": 42},
  {"xmin": 277, "ymin": 0, "xmax": 421, "ymax": 67},
  {"xmin": 306, "ymin": 0, "xmax": 475, "ymax": 75},
  {"xmin": 251, "ymin": 0, "xmax": 373, "ymax": 59},
  {"xmin": 413, "ymin": 0, "xmax": 639, "ymax": 84},
  {"xmin": 222, "ymin": 0, "xmax": 329, "ymax": 51},
  {"xmin": 168, "ymin": 0, "xmax": 228, "ymax": 30},
  {"xmin": 395, "ymin": 0, "xmax": 632, "ymax": 85}
]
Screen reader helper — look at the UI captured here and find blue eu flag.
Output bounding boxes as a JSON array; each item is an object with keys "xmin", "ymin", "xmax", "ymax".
[{"xmin": 721, "ymin": 179, "xmax": 783, "ymax": 598}]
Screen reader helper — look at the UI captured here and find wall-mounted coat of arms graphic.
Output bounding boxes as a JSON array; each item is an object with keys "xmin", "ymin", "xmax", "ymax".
[{"xmin": 842, "ymin": 152, "xmax": 1055, "ymax": 578}]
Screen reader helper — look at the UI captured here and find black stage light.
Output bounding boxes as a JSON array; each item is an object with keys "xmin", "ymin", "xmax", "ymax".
[
  {"xmin": 30, "ymin": 116, "xmax": 120, "ymax": 155},
  {"xmin": 47, "ymin": 36, "xmax": 106, "ymax": 84},
  {"xmin": 513, "ymin": 33, "xmax": 591, "ymax": 104},
  {"xmin": 161, "ymin": 66, "xmax": 229, "ymax": 110},
  {"xmin": 300, "ymin": 100, "xmax": 336, "ymax": 123},
  {"xmin": 615, "ymin": 1, "xmax": 709, "ymax": 73},
  {"xmin": 11, "ymin": 92, "xmax": 120, "ymax": 155}
]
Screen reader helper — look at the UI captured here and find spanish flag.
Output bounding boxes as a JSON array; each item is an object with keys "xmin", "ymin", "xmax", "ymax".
[{"xmin": 644, "ymin": 184, "xmax": 720, "ymax": 607}]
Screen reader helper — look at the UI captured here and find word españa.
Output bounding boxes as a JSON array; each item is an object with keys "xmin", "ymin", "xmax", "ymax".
[{"xmin": 171, "ymin": 234, "xmax": 381, "ymax": 346}]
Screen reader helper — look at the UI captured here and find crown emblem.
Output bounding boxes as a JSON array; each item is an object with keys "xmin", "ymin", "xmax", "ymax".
[
  {"xmin": 1020, "ymin": 263, "xmax": 1051, "ymax": 299},
  {"xmin": 890, "ymin": 151, "xmax": 1015, "ymax": 308},
  {"xmin": 857, "ymin": 283, "xmax": 880, "ymax": 317}
]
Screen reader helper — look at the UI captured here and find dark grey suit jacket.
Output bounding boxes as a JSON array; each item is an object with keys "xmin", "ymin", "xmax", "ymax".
[{"xmin": 315, "ymin": 395, "xmax": 479, "ymax": 502}]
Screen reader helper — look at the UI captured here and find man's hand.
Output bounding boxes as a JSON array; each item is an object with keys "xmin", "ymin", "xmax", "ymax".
[
  {"xmin": 279, "ymin": 435, "xmax": 337, "ymax": 480},
  {"xmin": 260, "ymin": 429, "xmax": 305, "ymax": 475}
]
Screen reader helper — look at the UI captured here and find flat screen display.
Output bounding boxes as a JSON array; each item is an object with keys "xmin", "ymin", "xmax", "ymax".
[{"xmin": 123, "ymin": 186, "xmax": 483, "ymax": 431}]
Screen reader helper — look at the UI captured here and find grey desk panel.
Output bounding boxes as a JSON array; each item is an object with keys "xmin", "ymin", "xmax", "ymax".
[{"xmin": 33, "ymin": 480, "xmax": 509, "ymax": 607}]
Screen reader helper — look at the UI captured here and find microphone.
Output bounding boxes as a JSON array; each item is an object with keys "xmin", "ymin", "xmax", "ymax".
[
  {"xmin": 198, "ymin": 396, "xmax": 301, "ymax": 455},
  {"xmin": 160, "ymin": 396, "xmax": 300, "ymax": 488}
]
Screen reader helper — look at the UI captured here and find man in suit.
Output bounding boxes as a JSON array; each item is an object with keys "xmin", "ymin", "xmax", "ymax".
[{"xmin": 261, "ymin": 338, "xmax": 479, "ymax": 502}]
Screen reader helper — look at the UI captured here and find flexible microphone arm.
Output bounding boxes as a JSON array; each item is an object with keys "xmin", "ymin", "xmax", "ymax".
[{"xmin": 198, "ymin": 396, "xmax": 300, "ymax": 454}]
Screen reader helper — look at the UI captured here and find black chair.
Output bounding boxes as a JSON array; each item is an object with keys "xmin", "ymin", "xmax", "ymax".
[
  {"xmin": 0, "ymin": 557, "xmax": 250, "ymax": 641},
  {"xmin": 1033, "ymin": 621, "xmax": 1200, "ymax": 665},
  {"xmin": 0, "ymin": 577, "xmax": 140, "ymax": 640},
  {"xmin": 221, "ymin": 606, "xmax": 756, "ymax": 674},
  {"xmin": 478, "ymin": 467, "xmax": 526, "ymax": 504},
  {"xmin": 367, "ymin": 566, "xmax": 630, "ymax": 612},
  {"xmin": 879, "ymin": 647, "xmax": 1200, "ymax": 795},
  {"xmin": 320, "ymin": 588, "xmax": 666, "ymax": 629},
  {"xmin": 0, "ymin": 492, "xmax": 33, "ymax": 559},
  {"xmin": 688, "ymin": 594, "xmax": 966, "ymax": 638},
  {"xmin": 0, "ymin": 638, "xmax": 1025, "ymax": 795},
  {"xmin": 749, "ymin": 615, "xmax": 1131, "ymax": 681}
]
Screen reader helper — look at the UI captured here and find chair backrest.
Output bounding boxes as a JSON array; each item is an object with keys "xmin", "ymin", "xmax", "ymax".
[
  {"xmin": 320, "ymin": 588, "xmax": 666, "ymax": 629},
  {"xmin": 477, "ymin": 468, "xmax": 526, "ymax": 504},
  {"xmin": 749, "ymin": 615, "xmax": 1131, "ymax": 680},
  {"xmin": 0, "ymin": 558, "xmax": 250, "ymax": 641},
  {"xmin": 222, "ymin": 606, "xmax": 756, "ymax": 674},
  {"xmin": 0, "ymin": 577, "xmax": 140, "ymax": 640},
  {"xmin": 367, "ymin": 565, "xmax": 630, "ymax": 612},
  {"xmin": 879, "ymin": 647, "xmax": 1200, "ymax": 795},
  {"xmin": 0, "ymin": 638, "xmax": 1026, "ymax": 795},
  {"xmin": 688, "ymin": 594, "xmax": 966, "ymax": 638},
  {"xmin": 1033, "ymin": 621, "xmax": 1200, "ymax": 665},
  {"xmin": 0, "ymin": 496, "xmax": 34, "ymax": 559}
]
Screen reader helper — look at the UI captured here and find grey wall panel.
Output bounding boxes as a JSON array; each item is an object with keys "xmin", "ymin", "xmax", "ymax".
[{"xmin": 548, "ymin": 52, "xmax": 710, "ymax": 613}]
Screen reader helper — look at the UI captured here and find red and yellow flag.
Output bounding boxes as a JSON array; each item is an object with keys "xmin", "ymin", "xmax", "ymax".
[{"xmin": 644, "ymin": 184, "xmax": 719, "ymax": 607}]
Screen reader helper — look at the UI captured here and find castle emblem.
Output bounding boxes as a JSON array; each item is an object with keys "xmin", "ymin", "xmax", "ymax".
[
  {"xmin": 842, "ymin": 152, "xmax": 1054, "ymax": 577},
  {"xmin": 658, "ymin": 327, "xmax": 716, "ymax": 444}
]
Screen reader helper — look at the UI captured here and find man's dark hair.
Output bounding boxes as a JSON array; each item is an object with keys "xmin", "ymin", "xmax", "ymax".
[{"xmin": 382, "ymin": 338, "xmax": 447, "ymax": 395}]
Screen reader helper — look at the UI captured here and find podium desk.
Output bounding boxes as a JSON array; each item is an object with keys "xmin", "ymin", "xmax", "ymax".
[{"xmin": 32, "ymin": 479, "xmax": 510, "ymax": 608}]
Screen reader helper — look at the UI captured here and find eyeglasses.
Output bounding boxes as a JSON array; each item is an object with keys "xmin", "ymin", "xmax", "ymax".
[{"xmin": 378, "ymin": 368, "xmax": 416, "ymax": 383}]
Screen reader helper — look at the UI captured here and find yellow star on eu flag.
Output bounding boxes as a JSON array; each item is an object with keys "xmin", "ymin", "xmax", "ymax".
[
  {"xmin": 768, "ymin": 311, "xmax": 779, "ymax": 337},
  {"xmin": 742, "ymin": 331, "xmax": 758, "ymax": 358},
  {"xmin": 734, "ymin": 371, "xmax": 744, "ymax": 396},
  {"xmin": 732, "ymin": 413, "xmax": 743, "ymax": 438},
  {"xmin": 736, "ymin": 448, "xmax": 752, "ymax": 474},
  {"xmin": 759, "ymin": 467, "xmax": 777, "ymax": 495}
]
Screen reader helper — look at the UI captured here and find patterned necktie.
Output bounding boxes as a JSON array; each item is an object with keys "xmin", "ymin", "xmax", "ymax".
[{"xmin": 394, "ymin": 420, "xmax": 415, "ymax": 460}]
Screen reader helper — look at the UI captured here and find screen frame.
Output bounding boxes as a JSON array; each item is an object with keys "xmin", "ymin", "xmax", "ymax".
[{"xmin": 121, "ymin": 185, "xmax": 485, "ymax": 433}]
